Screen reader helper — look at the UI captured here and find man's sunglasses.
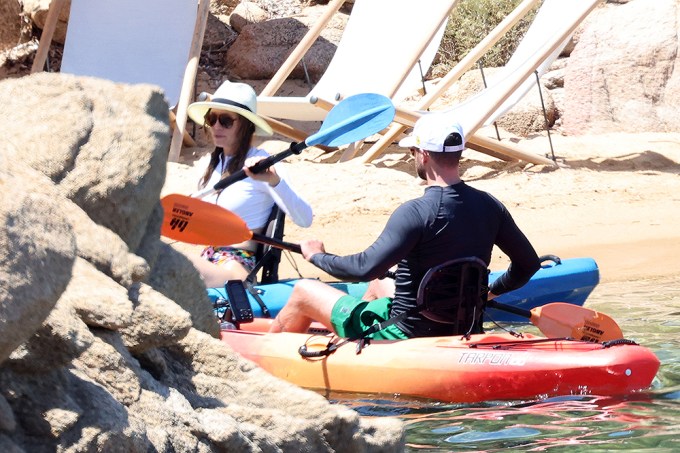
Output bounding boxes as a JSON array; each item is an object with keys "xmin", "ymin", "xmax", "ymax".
[{"xmin": 204, "ymin": 112, "xmax": 237, "ymax": 129}]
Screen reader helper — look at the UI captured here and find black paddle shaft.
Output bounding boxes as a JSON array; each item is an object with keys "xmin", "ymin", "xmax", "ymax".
[
  {"xmin": 213, "ymin": 141, "xmax": 307, "ymax": 191},
  {"xmin": 486, "ymin": 299, "xmax": 532, "ymax": 319},
  {"xmin": 251, "ymin": 232, "xmax": 302, "ymax": 254}
]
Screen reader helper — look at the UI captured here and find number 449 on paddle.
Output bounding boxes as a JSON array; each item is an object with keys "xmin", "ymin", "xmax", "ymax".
[
  {"xmin": 161, "ymin": 194, "xmax": 253, "ymax": 246},
  {"xmin": 167, "ymin": 201, "xmax": 193, "ymax": 233}
]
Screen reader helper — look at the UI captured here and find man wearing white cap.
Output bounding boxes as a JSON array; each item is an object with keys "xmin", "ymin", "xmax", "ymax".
[{"xmin": 270, "ymin": 114, "xmax": 540, "ymax": 339}]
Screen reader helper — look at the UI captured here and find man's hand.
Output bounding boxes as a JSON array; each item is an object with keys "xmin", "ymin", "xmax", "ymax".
[{"xmin": 300, "ymin": 239, "xmax": 325, "ymax": 261}]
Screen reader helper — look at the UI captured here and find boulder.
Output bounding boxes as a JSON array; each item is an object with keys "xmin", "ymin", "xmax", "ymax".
[
  {"xmin": 0, "ymin": 73, "xmax": 405, "ymax": 451},
  {"xmin": 434, "ymin": 66, "xmax": 558, "ymax": 137},
  {"xmin": 22, "ymin": 0, "xmax": 70, "ymax": 45},
  {"xmin": 230, "ymin": 1, "xmax": 270, "ymax": 33},
  {"xmin": 203, "ymin": 13, "xmax": 239, "ymax": 50},
  {"xmin": 563, "ymin": 0, "xmax": 680, "ymax": 134},
  {"xmin": 226, "ymin": 6, "xmax": 347, "ymax": 81},
  {"xmin": 0, "ymin": 161, "xmax": 76, "ymax": 364},
  {"xmin": 0, "ymin": 0, "xmax": 24, "ymax": 52}
]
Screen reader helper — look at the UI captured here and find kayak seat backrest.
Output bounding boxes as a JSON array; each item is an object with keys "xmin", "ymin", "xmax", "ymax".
[
  {"xmin": 248, "ymin": 205, "xmax": 286, "ymax": 285},
  {"xmin": 417, "ymin": 257, "xmax": 489, "ymax": 335}
]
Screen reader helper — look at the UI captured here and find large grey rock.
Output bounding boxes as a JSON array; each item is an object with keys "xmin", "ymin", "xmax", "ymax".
[
  {"xmin": 120, "ymin": 283, "xmax": 193, "ymax": 354},
  {"xmin": 59, "ymin": 258, "xmax": 135, "ymax": 330},
  {"xmin": 148, "ymin": 241, "xmax": 219, "ymax": 338},
  {"xmin": 0, "ymin": 435, "xmax": 22, "ymax": 453},
  {"xmin": 563, "ymin": 0, "xmax": 680, "ymax": 134},
  {"xmin": 0, "ymin": 163, "xmax": 76, "ymax": 364},
  {"xmin": 0, "ymin": 74, "xmax": 151, "ymax": 289},
  {"xmin": 0, "ymin": 73, "xmax": 404, "ymax": 451},
  {"xmin": 0, "ymin": 72, "xmax": 170, "ymax": 252},
  {"xmin": 7, "ymin": 296, "xmax": 94, "ymax": 374},
  {"xmin": 0, "ymin": 0, "xmax": 24, "ymax": 53},
  {"xmin": 226, "ymin": 7, "xmax": 347, "ymax": 81},
  {"xmin": 73, "ymin": 329, "xmax": 143, "ymax": 406},
  {"xmin": 22, "ymin": 0, "xmax": 70, "ymax": 44},
  {"xmin": 0, "ymin": 365, "xmax": 151, "ymax": 452},
  {"xmin": 161, "ymin": 329, "xmax": 407, "ymax": 451},
  {"xmin": 437, "ymin": 67, "xmax": 558, "ymax": 137},
  {"xmin": 0, "ymin": 394, "xmax": 16, "ymax": 432}
]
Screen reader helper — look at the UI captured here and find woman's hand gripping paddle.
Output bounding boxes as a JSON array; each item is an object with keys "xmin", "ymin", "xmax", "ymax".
[
  {"xmin": 161, "ymin": 194, "xmax": 302, "ymax": 253},
  {"xmin": 486, "ymin": 300, "xmax": 624, "ymax": 342},
  {"xmin": 193, "ymin": 93, "xmax": 396, "ymax": 198}
]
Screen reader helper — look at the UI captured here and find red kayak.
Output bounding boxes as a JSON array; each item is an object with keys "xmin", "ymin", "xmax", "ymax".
[{"xmin": 221, "ymin": 320, "xmax": 660, "ymax": 403}]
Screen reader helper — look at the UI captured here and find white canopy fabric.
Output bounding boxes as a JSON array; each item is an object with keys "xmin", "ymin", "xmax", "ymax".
[
  {"xmin": 482, "ymin": 0, "xmax": 589, "ymax": 125},
  {"xmin": 437, "ymin": 0, "xmax": 603, "ymax": 137},
  {"xmin": 257, "ymin": 0, "xmax": 458, "ymax": 121},
  {"xmin": 60, "ymin": 0, "xmax": 197, "ymax": 107}
]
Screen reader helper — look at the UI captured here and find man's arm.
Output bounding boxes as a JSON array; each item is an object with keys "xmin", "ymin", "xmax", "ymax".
[
  {"xmin": 488, "ymin": 208, "xmax": 541, "ymax": 296},
  {"xmin": 308, "ymin": 202, "xmax": 423, "ymax": 281}
]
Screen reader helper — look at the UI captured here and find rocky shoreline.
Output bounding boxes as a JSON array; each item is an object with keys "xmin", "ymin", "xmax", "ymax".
[
  {"xmin": 2, "ymin": 0, "xmax": 680, "ymax": 450},
  {"xmin": 0, "ymin": 73, "xmax": 405, "ymax": 452}
]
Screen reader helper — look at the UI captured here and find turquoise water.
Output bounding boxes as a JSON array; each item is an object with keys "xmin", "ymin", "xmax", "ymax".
[{"xmin": 328, "ymin": 277, "xmax": 680, "ymax": 451}]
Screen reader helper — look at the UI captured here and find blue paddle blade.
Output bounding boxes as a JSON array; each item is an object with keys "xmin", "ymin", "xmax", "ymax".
[{"xmin": 305, "ymin": 93, "xmax": 395, "ymax": 147}]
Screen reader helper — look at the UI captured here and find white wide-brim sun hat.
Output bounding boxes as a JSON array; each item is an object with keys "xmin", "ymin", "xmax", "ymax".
[{"xmin": 187, "ymin": 80, "xmax": 273, "ymax": 136}]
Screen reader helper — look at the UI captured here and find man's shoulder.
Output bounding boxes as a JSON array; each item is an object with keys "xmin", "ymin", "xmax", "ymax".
[
  {"xmin": 456, "ymin": 183, "xmax": 502, "ymax": 202},
  {"xmin": 402, "ymin": 191, "xmax": 432, "ymax": 206},
  {"xmin": 394, "ymin": 191, "xmax": 439, "ymax": 218}
]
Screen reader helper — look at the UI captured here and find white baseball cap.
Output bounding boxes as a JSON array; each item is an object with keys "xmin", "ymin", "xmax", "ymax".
[{"xmin": 399, "ymin": 114, "xmax": 465, "ymax": 152}]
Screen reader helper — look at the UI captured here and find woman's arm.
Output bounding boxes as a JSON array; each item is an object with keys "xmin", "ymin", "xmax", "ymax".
[
  {"xmin": 243, "ymin": 154, "xmax": 314, "ymax": 228},
  {"xmin": 267, "ymin": 173, "xmax": 313, "ymax": 228}
]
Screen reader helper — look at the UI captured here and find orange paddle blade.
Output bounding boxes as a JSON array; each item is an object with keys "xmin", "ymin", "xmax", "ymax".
[
  {"xmin": 160, "ymin": 194, "xmax": 252, "ymax": 245},
  {"xmin": 530, "ymin": 302, "xmax": 624, "ymax": 342}
]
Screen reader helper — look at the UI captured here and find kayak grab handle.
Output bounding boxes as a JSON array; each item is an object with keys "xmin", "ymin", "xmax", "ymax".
[
  {"xmin": 299, "ymin": 343, "xmax": 339, "ymax": 358},
  {"xmin": 538, "ymin": 254, "xmax": 561, "ymax": 266}
]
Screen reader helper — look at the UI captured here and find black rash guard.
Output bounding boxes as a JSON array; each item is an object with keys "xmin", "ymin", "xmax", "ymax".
[{"xmin": 310, "ymin": 182, "xmax": 541, "ymax": 337}]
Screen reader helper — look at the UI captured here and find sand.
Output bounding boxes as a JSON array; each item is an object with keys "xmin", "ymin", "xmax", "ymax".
[{"xmin": 164, "ymin": 123, "xmax": 680, "ymax": 285}]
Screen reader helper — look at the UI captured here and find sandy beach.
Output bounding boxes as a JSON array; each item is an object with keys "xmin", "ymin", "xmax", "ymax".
[{"xmin": 165, "ymin": 124, "xmax": 680, "ymax": 285}]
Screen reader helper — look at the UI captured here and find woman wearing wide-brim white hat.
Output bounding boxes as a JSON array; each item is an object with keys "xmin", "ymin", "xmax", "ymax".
[
  {"xmin": 187, "ymin": 80, "xmax": 273, "ymax": 137},
  {"xmin": 184, "ymin": 80, "xmax": 313, "ymax": 287}
]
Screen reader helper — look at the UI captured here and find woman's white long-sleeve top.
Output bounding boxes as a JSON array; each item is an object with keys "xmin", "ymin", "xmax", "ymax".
[{"xmin": 202, "ymin": 147, "xmax": 313, "ymax": 230}]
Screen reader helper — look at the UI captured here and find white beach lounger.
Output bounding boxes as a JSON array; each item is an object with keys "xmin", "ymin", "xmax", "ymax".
[
  {"xmin": 31, "ymin": 0, "xmax": 210, "ymax": 162},
  {"xmin": 361, "ymin": 0, "xmax": 603, "ymax": 164},
  {"xmin": 256, "ymin": 0, "xmax": 458, "ymax": 122}
]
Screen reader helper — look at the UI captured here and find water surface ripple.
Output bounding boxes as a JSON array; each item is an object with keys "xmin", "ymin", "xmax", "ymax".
[{"xmin": 328, "ymin": 278, "xmax": 680, "ymax": 451}]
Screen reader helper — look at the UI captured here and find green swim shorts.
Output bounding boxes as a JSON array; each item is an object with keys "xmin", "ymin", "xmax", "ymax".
[{"xmin": 330, "ymin": 295, "xmax": 409, "ymax": 340}]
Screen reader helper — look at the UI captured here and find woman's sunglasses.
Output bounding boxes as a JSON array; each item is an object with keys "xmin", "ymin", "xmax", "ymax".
[{"xmin": 204, "ymin": 112, "xmax": 237, "ymax": 129}]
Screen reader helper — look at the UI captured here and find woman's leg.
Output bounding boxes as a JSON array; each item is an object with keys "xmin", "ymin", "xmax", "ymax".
[{"xmin": 186, "ymin": 252, "xmax": 249, "ymax": 287}]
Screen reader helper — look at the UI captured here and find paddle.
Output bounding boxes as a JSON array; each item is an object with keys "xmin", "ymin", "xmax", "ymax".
[
  {"xmin": 486, "ymin": 299, "xmax": 623, "ymax": 342},
  {"xmin": 161, "ymin": 194, "xmax": 302, "ymax": 253},
  {"xmin": 161, "ymin": 195, "xmax": 624, "ymax": 344},
  {"xmin": 193, "ymin": 92, "xmax": 396, "ymax": 198}
]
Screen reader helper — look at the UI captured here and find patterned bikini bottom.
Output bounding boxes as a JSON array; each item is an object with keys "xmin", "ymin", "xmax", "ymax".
[{"xmin": 201, "ymin": 246, "xmax": 257, "ymax": 272}]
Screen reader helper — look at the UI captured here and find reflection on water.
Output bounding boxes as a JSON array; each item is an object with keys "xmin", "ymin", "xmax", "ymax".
[{"xmin": 327, "ymin": 277, "xmax": 680, "ymax": 451}]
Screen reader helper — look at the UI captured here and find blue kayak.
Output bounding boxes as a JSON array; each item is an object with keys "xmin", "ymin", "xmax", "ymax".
[{"xmin": 208, "ymin": 256, "xmax": 599, "ymax": 323}]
